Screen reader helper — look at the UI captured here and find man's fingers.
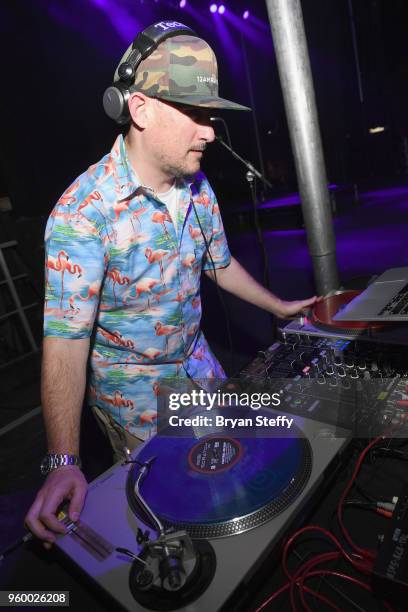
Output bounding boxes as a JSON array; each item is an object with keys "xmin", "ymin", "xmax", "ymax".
[
  {"xmin": 39, "ymin": 491, "xmax": 70, "ymax": 534},
  {"xmin": 68, "ymin": 482, "xmax": 87, "ymax": 522},
  {"xmin": 25, "ymin": 497, "xmax": 60, "ymax": 543}
]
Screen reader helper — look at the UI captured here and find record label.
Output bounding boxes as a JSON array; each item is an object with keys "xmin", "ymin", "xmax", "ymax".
[{"xmin": 188, "ymin": 437, "xmax": 243, "ymax": 474}]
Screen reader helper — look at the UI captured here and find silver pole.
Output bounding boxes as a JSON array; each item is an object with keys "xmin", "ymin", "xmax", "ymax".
[{"xmin": 265, "ymin": 0, "xmax": 340, "ymax": 294}]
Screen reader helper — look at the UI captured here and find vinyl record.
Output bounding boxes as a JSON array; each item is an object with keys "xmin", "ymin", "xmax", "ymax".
[
  {"xmin": 311, "ymin": 291, "xmax": 385, "ymax": 334},
  {"xmin": 127, "ymin": 410, "xmax": 312, "ymax": 538}
]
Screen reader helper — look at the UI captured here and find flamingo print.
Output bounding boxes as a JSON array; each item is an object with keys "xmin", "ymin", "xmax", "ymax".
[
  {"xmin": 139, "ymin": 410, "xmax": 157, "ymax": 426},
  {"xmin": 188, "ymin": 224, "xmax": 202, "ymax": 241},
  {"xmin": 125, "ymin": 347, "xmax": 163, "ymax": 363},
  {"xmin": 69, "ymin": 280, "xmax": 100, "ymax": 312},
  {"xmin": 107, "ymin": 268, "xmax": 130, "ymax": 306},
  {"xmin": 99, "ymin": 329, "xmax": 135, "ymax": 349},
  {"xmin": 132, "ymin": 202, "xmax": 148, "ymax": 229},
  {"xmin": 112, "ymin": 199, "xmax": 135, "ymax": 231},
  {"xmin": 126, "ymin": 277, "xmax": 160, "ymax": 310},
  {"xmin": 154, "ymin": 288, "xmax": 174, "ymax": 303},
  {"xmin": 58, "ymin": 180, "xmax": 80, "ymax": 206},
  {"xmin": 195, "ymin": 190, "xmax": 211, "ymax": 208},
  {"xmin": 46, "ymin": 250, "xmax": 83, "ymax": 308},
  {"xmin": 77, "ymin": 190, "xmax": 102, "ymax": 219},
  {"xmin": 99, "ymin": 390, "xmax": 134, "ymax": 409},
  {"xmin": 193, "ymin": 345, "xmax": 207, "ymax": 361},
  {"xmin": 152, "ymin": 210, "xmax": 172, "ymax": 240},
  {"xmin": 144, "ymin": 247, "xmax": 169, "ymax": 285},
  {"xmin": 186, "ymin": 322, "xmax": 199, "ymax": 337},
  {"xmin": 181, "ymin": 253, "xmax": 196, "ymax": 272},
  {"xmin": 170, "ymin": 292, "xmax": 184, "ymax": 303},
  {"xmin": 154, "ymin": 320, "xmax": 182, "ymax": 355}
]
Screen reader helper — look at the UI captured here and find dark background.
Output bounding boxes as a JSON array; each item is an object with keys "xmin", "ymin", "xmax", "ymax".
[{"xmin": 1, "ymin": 0, "xmax": 408, "ymax": 217}]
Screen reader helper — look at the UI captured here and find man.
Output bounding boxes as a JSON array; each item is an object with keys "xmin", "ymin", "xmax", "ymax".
[{"xmin": 26, "ymin": 23, "xmax": 318, "ymax": 546}]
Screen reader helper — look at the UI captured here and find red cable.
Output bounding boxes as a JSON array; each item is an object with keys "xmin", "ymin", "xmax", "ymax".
[
  {"xmin": 257, "ymin": 435, "xmax": 397, "ymax": 612},
  {"xmin": 282, "ymin": 525, "xmax": 372, "ymax": 577},
  {"xmin": 298, "ymin": 568, "xmax": 371, "ymax": 611},
  {"xmin": 253, "ymin": 579, "xmax": 341, "ymax": 612},
  {"xmin": 291, "ymin": 552, "xmax": 340, "ymax": 611},
  {"xmin": 337, "ymin": 436, "xmax": 382, "ymax": 560}
]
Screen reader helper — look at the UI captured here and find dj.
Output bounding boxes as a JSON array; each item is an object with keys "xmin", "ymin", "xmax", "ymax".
[{"xmin": 25, "ymin": 22, "xmax": 318, "ymax": 546}]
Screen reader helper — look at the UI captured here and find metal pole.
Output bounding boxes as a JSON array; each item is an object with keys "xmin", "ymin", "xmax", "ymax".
[{"xmin": 265, "ymin": 0, "xmax": 340, "ymax": 295}]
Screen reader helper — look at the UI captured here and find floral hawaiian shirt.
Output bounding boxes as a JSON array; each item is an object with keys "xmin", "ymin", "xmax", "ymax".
[{"xmin": 44, "ymin": 135, "xmax": 231, "ymax": 439}]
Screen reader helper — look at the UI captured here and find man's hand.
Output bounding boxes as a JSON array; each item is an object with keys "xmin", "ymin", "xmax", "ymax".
[
  {"xmin": 25, "ymin": 466, "xmax": 87, "ymax": 549},
  {"xmin": 273, "ymin": 295, "xmax": 323, "ymax": 319}
]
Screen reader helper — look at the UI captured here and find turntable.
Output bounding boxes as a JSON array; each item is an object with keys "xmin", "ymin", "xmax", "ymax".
[
  {"xmin": 55, "ymin": 409, "xmax": 351, "ymax": 611},
  {"xmin": 283, "ymin": 290, "xmax": 408, "ymax": 345}
]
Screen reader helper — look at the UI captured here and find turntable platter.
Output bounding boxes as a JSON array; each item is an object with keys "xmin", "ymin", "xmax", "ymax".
[
  {"xmin": 127, "ymin": 414, "xmax": 312, "ymax": 539},
  {"xmin": 311, "ymin": 291, "xmax": 385, "ymax": 333}
]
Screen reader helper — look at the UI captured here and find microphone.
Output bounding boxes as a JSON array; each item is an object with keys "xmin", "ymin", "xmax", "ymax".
[{"xmin": 210, "ymin": 117, "xmax": 233, "ymax": 149}]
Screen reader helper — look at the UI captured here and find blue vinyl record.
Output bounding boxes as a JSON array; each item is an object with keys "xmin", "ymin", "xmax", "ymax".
[{"xmin": 128, "ymin": 409, "xmax": 312, "ymax": 538}]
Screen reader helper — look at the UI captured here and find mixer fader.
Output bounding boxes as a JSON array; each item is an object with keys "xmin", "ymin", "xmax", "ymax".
[{"xmin": 238, "ymin": 324, "xmax": 408, "ymax": 434}]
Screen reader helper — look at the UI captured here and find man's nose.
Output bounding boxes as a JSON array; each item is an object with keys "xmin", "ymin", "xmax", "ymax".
[{"xmin": 200, "ymin": 124, "xmax": 215, "ymax": 143}]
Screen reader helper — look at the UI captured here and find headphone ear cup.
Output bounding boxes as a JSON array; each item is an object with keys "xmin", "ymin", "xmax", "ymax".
[{"xmin": 103, "ymin": 84, "xmax": 130, "ymax": 124}]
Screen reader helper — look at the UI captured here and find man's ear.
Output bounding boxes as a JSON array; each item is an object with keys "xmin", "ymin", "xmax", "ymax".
[{"xmin": 128, "ymin": 92, "xmax": 150, "ymax": 129}]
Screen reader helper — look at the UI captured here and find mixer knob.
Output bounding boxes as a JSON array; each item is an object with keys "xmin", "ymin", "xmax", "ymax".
[
  {"xmin": 341, "ymin": 379, "xmax": 351, "ymax": 389},
  {"xmin": 325, "ymin": 365, "xmax": 335, "ymax": 376},
  {"xmin": 344, "ymin": 356, "xmax": 354, "ymax": 368},
  {"xmin": 329, "ymin": 378, "xmax": 338, "ymax": 387},
  {"xmin": 290, "ymin": 359, "xmax": 299, "ymax": 371},
  {"xmin": 311, "ymin": 359, "xmax": 320, "ymax": 372},
  {"xmin": 337, "ymin": 366, "xmax": 346, "ymax": 377},
  {"xmin": 334, "ymin": 354, "xmax": 343, "ymax": 366},
  {"xmin": 317, "ymin": 374, "xmax": 326, "ymax": 385},
  {"xmin": 350, "ymin": 369, "xmax": 359, "ymax": 379},
  {"xmin": 357, "ymin": 359, "xmax": 366, "ymax": 370},
  {"xmin": 321, "ymin": 351, "xmax": 330, "ymax": 364}
]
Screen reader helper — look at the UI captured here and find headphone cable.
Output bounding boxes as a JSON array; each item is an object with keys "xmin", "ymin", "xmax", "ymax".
[{"xmin": 191, "ymin": 201, "xmax": 235, "ymax": 375}]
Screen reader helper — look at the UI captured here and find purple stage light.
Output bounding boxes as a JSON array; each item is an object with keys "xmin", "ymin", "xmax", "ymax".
[
  {"xmin": 210, "ymin": 4, "xmax": 218, "ymax": 13},
  {"xmin": 218, "ymin": 4, "xmax": 225, "ymax": 14},
  {"xmin": 179, "ymin": 0, "xmax": 186, "ymax": 7},
  {"xmin": 243, "ymin": 10, "xmax": 249, "ymax": 19}
]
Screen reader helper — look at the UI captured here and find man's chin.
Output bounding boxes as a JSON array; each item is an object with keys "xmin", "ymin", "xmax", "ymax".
[{"xmin": 176, "ymin": 163, "xmax": 201, "ymax": 180}]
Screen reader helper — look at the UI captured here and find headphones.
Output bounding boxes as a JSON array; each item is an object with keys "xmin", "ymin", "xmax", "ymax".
[{"xmin": 103, "ymin": 21, "xmax": 197, "ymax": 124}]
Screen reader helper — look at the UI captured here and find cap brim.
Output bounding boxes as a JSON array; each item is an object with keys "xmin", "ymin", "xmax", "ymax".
[{"xmin": 155, "ymin": 94, "xmax": 251, "ymax": 112}]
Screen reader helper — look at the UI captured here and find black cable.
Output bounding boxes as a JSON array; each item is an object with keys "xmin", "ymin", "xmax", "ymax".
[
  {"xmin": 372, "ymin": 447, "xmax": 408, "ymax": 459},
  {"xmin": 247, "ymin": 177, "xmax": 271, "ymax": 292},
  {"xmin": 352, "ymin": 437, "xmax": 395, "ymax": 504},
  {"xmin": 191, "ymin": 200, "xmax": 235, "ymax": 374},
  {"xmin": 0, "ymin": 532, "xmax": 33, "ymax": 562}
]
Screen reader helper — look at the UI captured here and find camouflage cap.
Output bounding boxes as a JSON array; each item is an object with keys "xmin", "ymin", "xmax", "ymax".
[{"xmin": 114, "ymin": 34, "xmax": 251, "ymax": 111}]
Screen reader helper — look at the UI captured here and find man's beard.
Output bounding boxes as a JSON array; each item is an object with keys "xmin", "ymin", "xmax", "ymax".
[{"xmin": 160, "ymin": 156, "xmax": 202, "ymax": 181}]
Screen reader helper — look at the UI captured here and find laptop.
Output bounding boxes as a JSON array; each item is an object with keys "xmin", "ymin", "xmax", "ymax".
[{"xmin": 333, "ymin": 267, "xmax": 408, "ymax": 322}]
